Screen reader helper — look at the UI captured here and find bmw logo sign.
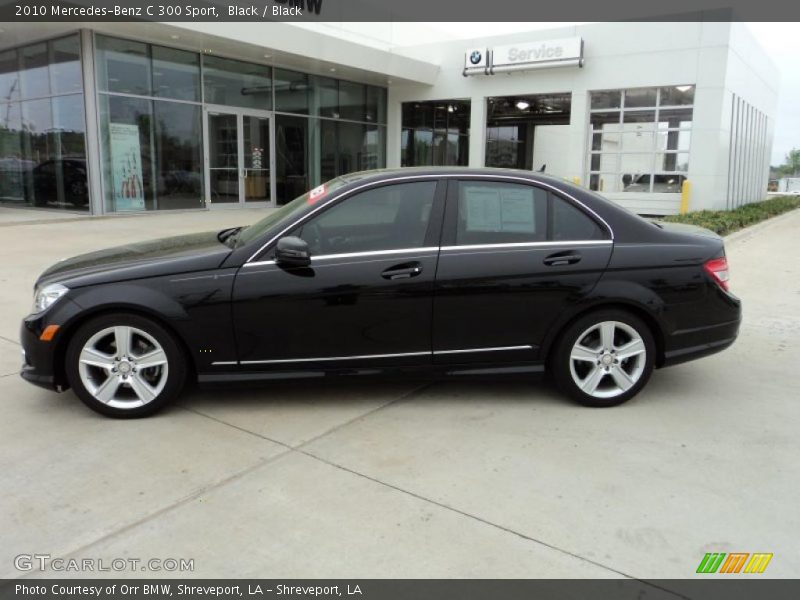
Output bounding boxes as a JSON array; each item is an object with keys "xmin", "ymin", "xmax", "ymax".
[{"xmin": 469, "ymin": 50, "xmax": 482, "ymax": 65}]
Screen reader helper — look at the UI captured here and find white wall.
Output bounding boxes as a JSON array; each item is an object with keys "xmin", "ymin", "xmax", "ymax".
[{"xmin": 388, "ymin": 22, "xmax": 779, "ymax": 214}]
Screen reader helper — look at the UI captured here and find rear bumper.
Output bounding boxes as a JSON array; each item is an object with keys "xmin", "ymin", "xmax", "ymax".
[
  {"xmin": 660, "ymin": 291, "xmax": 742, "ymax": 368},
  {"xmin": 661, "ymin": 320, "xmax": 740, "ymax": 367}
]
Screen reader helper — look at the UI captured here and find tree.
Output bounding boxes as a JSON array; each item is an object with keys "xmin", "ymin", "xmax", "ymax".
[{"xmin": 785, "ymin": 148, "xmax": 800, "ymax": 176}]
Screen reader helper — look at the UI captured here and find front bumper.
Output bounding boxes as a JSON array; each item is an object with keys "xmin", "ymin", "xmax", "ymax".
[{"xmin": 19, "ymin": 298, "xmax": 83, "ymax": 392}]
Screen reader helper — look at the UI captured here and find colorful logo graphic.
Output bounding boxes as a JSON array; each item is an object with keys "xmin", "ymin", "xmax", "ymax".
[{"xmin": 696, "ymin": 553, "xmax": 773, "ymax": 574}]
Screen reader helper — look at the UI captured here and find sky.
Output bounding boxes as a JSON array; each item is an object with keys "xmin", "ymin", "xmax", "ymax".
[{"xmin": 422, "ymin": 22, "xmax": 799, "ymax": 165}]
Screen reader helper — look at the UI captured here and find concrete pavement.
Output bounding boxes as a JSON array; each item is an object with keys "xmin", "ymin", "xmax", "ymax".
[{"xmin": 1, "ymin": 207, "xmax": 798, "ymax": 581}]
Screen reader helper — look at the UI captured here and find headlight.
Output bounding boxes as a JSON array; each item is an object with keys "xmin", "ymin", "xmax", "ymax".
[{"xmin": 32, "ymin": 283, "xmax": 68, "ymax": 314}]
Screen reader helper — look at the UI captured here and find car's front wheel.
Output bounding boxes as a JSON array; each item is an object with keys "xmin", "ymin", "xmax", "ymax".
[
  {"xmin": 552, "ymin": 310, "xmax": 655, "ymax": 407},
  {"xmin": 65, "ymin": 313, "xmax": 187, "ymax": 418}
]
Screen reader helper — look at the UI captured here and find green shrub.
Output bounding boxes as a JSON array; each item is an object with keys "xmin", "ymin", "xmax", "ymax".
[{"xmin": 659, "ymin": 196, "xmax": 800, "ymax": 235}]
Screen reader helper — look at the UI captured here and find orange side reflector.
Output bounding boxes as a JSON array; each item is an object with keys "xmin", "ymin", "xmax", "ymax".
[{"xmin": 39, "ymin": 325, "xmax": 60, "ymax": 342}]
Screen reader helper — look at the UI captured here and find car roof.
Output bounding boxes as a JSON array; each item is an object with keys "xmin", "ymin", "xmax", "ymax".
[{"xmin": 337, "ymin": 166, "xmax": 569, "ymax": 188}]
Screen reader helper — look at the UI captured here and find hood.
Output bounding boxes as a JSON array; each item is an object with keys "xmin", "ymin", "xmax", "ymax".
[{"xmin": 37, "ymin": 231, "xmax": 233, "ymax": 288}]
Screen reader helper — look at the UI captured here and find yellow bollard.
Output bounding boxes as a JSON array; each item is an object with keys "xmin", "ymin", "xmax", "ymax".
[{"xmin": 679, "ymin": 180, "xmax": 691, "ymax": 214}]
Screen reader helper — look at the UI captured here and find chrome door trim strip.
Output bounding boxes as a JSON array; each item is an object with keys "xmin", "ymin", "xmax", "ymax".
[
  {"xmin": 243, "ymin": 246, "xmax": 439, "ymax": 268},
  {"xmin": 210, "ymin": 361, "xmax": 238, "ymax": 366},
  {"xmin": 213, "ymin": 345, "xmax": 535, "ymax": 366},
  {"xmin": 440, "ymin": 240, "xmax": 612, "ymax": 252},
  {"xmin": 245, "ymin": 173, "xmax": 614, "ymax": 263},
  {"xmin": 433, "ymin": 345, "xmax": 533, "ymax": 355},
  {"xmin": 237, "ymin": 351, "xmax": 431, "ymax": 365}
]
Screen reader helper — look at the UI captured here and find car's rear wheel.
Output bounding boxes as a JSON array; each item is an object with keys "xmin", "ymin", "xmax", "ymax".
[
  {"xmin": 552, "ymin": 309, "xmax": 655, "ymax": 407},
  {"xmin": 65, "ymin": 313, "xmax": 186, "ymax": 418}
]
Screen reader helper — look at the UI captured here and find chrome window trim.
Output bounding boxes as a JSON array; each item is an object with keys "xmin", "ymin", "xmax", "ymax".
[
  {"xmin": 244, "ymin": 173, "xmax": 614, "ymax": 264},
  {"xmin": 244, "ymin": 246, "xmax": 439, "ymax": 268},
  {"xmin": 212, "ymin": 345, "xmax": 533, "ymax": 366},
  {"xmin": 440, "ymin": 240, "xmax": 612, "ymax": 252},
  {"xmin": 433, "ymin": 345, "xmax": 533, "ymax": 354}
]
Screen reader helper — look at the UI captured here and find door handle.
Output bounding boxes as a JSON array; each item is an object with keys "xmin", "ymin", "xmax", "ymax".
[
  {"xmin": 381, "ymin": 262, "xmax": 422, "ymax": 280},
  {"xmin": 543, "ymin": 251, "xmax": 582, "ymax": 267}
]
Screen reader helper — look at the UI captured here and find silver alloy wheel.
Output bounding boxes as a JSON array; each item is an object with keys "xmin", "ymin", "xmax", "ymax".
[
  {"xmin": 568, "ymin": 320, "xmax": 646, "ymax": 399},
  {"xmin": 77, "ymin": 326, "xmax": 169, "ymax": 409}
]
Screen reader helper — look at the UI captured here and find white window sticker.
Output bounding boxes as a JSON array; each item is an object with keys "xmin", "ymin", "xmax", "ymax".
[{"xmin": 462, "ymin": 185, "xmax": 535, "ymax": 233}]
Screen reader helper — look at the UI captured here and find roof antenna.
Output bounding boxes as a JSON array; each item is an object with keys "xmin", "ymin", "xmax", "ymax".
[{"xmin": 538, "ymin": 164, "xmax": 546, "ymax": 173}]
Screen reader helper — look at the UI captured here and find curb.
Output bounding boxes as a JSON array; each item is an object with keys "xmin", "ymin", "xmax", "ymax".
[{"xmin": 723, "ymin": 207, "xmax": 800, "ymax": 245}]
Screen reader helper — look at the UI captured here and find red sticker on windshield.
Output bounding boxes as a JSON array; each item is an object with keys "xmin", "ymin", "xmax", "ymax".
[{"xmin": 307, "ymin": 184, "xmax": 327, "ymax": 204}]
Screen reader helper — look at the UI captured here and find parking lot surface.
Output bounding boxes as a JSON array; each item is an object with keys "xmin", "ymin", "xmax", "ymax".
[{"xmin": 1, "ymin": 207, "xmax": 798, "ymax": 580}]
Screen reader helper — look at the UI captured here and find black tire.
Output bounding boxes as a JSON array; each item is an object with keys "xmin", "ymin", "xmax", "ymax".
[
  {"xmin": 551, "ymin": 309, "xmax": 656, "ymax": 408},
  {"xmin": 65, "ymin": 313, "xmax": 187, "ymax": 418}
]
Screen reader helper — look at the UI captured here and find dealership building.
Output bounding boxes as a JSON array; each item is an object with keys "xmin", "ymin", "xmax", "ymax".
[{"xmin": 0, "ymin": 21, "xmax": 778, "ymax": 216}]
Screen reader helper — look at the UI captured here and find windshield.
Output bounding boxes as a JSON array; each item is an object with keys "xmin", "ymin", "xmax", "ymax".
[{"xmin": 233, "ymin": 176, "xmax": 351, "ymax": 247}]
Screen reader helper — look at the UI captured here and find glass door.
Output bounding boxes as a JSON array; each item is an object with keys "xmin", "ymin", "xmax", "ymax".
[
  {"xmin": 207, "ymin": 112, "xmax": 240, "ymax": 204},
  {"xmin": 205, "ymin": 108, "xmax": 273, "ymax": 206},
  {"xmin": 242, "ymin": 115, "xmax": 271, "ymax": 203}
]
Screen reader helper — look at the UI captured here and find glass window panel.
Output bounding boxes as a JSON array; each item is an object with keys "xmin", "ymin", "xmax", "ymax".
[
  {"xmin": 276, "ymin": 114, "xmax": 309, "ymax": 205},
  {"xmin": 590, "ymin": 90, "xmax": 621, "ymax": 110},
  {"xmin": 21, "ymin": 98, "xmax": 54, "ymax": 207},
  {"xmin": 619, "ymin": 153, "xmax": 653, "ymax": 175},
  {"xmin": 339, "ymin": 80, "xmax": 365, "ymax": 121},
  {"xmin": 242, "ymin": 115, "xmax": 270, "ymax": 203},
  {"xmin": 651, "ymin": 173, "xmax": 686, "ymax": 192},
  {"xmin": 48, "ymin": 94, "xmax": 88, "ymax": 210},
  {"xmin": 590, "ymin": 111, "xmax": 621, "ymax": 130},
  {"xmin": 590, "ymin": 173, "xmax": 624, "ymax": 193},
  {"xmin": 50, "ymin": 35, "xmax": 82, "ymax": 95},
  {"xmin": 400, "ymin": 128, "xmax": 412, "ymax": 167},
  {"xmin": 337, "ymin": 121, "xmax": 366, "ymax": 173},
  {"xmin": 659, "ymin": 85, "xmax": 694, "ymax": 106},
  {"xmin": 153, "ymin": 101, "xmax": 203, "ymax": 210},
  {"xmin": 456, "ymin": 181, "xmax": 547, "ymax": 245},
  {"xmin": 363, "ymin": 125, "xmax": 385, "ymax": 170},
  {"xmin": 457, "ymin": 135, "xmax": 469, "ymax": 166},
  {"xmin": 657, "ymin": 107, "xmax": 693, "ymax": 129},
  {"xmin": 207, "ymin": 112, "xmax": 238, "ymax": 203},
  {"xmin": 0, "ymin": 49, "xmax": 20, "ymax": 102},
  {"xmin": 623, "ymin": 110, "xmax": 657, "ymax": 125},
  {"xmin": 552, "ymin": 197, "xmax": 605, "ymax": 241},
  {"xmin": 623, "ymin": 174, "xmax": 651, "ymax": 193},
  {"xmin": 656, "ymin": 152, "xmax": 690, "ymax": 172},
  {"xmin": 0, "ymin": 102, "xmax": 25, "ymax": 205},
  {"xmin": 621, "ymin": 130, "xmax": 655, "ymax": 152},
  {"xmin": 151, "ymin": 46, "xmax": 199, "ymax": 101},
  {"xmin": 96, "ymin": 36, "xmax": 151, "ymax": 96},
  {"xmin": 656, "ymin": 128, "xmax": 691, "ymax": 152},
  {"xmin": 295, "ymin": 181, "xmax": 436, "ymax": 255},
  {"xmin": 402, "ymin": 101, "xmax": 433, "ymax": 129},
  {"xmin": 312, "ymin": 75, "xmax": 339, "ymax": 118},
  {"xmin": 20, "ymin": 43, "xmax": 50, "ymax": 99},
  {"xmin": 274, "ymin": 68, "xmax": 309, "ymax": 115},
  {"xmin": 413, "ymin": 129, "xmax": 433, "ymax": 166},
  {"xmin": 591, "ymin": 130, "xmax": 621, "ymax": 152},
  {"xmin": 203, "ymin": 56, "xmax": 271, "ymax": 109},
  {"xmin": 99, "ymin": 94, "xmax": 153, "ymax": 212},
  {"xmin": 366, "ymin": 86, "xmax": 386, "ymax": 124},
  {"xmin": 320, "ymin": 119, "xmax": 337, "ymax": 181},
  {"xmin": 590, "ymin": 153, "xmax": 618, "ymax": 173},
  {"xmin": 624, "ymin": 88, "xmax": 657, "ymax": 108}
]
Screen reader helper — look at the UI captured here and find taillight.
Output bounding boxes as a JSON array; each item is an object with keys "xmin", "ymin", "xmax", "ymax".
[{"xmin": 704, "ymin": 256, "xmax": 730, "ymax": 291}]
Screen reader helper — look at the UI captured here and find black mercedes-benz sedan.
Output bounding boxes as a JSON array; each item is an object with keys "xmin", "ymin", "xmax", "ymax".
[{"xmin": 20, "ymin": 168, "xmax": 741, "ymax": 418}]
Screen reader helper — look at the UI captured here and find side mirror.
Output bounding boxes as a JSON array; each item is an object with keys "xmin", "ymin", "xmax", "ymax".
[{"xmin": 275, "ymin": 236, "xmax": 311, "ymax": 268}]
